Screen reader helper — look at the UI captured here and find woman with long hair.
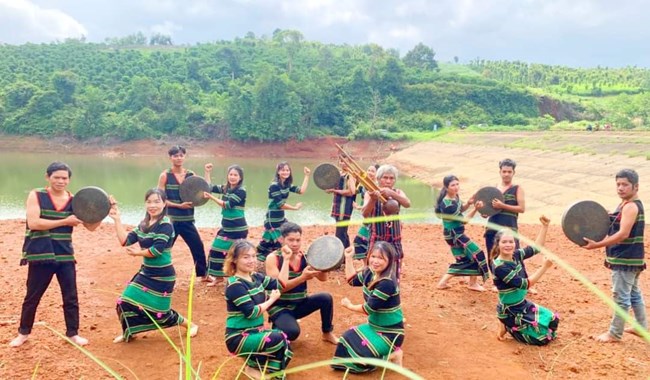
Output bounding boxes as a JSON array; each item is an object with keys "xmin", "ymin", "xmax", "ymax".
[
  {"xmin": 490, "ymin": 215, "xmax": 558, "ymax": 345},
  {"xmin": 203, "ymin": 164, "xmax": 248, "ymax": 286},
  {"xmin": 224, "ymin": 240, "xmax": 291, "ymax": 378},
  {"xmin": 109, "ymin": 188, "xmax": 198, "ymax": 343},
  {"xmin": 333, "ymin": 242, "xmax": 405, "ymax": 373},
  {"xmin": 435, "ymin": 175, "xmax": 489, "ymax": 291},
  {"xmin": 256, "ymin": 162, "xmax": 310, "ymax": 262}
]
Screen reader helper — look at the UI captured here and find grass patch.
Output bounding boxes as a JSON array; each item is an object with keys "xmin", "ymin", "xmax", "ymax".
[
  {"xmin": 504, "ymin": 137, "xmax": 548, "ymax": 150},
  {"xmin": 559, "ymin": 144, "xmax": 596, "ymax": 155}
]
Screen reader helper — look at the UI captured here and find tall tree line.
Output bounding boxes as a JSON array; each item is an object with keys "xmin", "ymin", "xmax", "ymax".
[{"xmin": 1, "ymin": 32, "xmax": 646, "ymax": 141}]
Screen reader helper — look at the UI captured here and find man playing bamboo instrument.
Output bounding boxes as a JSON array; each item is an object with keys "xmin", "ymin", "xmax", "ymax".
[{"xmin": 362, "ymin": 164, "xmax": 410, "ymax": 281}]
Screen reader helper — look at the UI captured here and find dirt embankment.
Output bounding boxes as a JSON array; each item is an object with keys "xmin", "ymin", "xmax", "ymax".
[{"xmin": 0, "ymin": 135, "xmax": 409, "ymax": 161}]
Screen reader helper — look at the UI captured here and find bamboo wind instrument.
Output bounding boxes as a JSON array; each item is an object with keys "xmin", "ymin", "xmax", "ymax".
[{"xmin": 335, "ymin": 143, "xmax": 400, "ymax": 215}]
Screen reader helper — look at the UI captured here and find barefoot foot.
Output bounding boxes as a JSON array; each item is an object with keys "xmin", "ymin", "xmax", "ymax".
[
  {"xmin": 322, "ymin": 332, "xmax": 339, "ymax": 345},
  {"xmin": 528, "ymin": 287, "xmax": 538, "ymax": 295},
  {"xmin": 625, "ymin": 327, "xmax": 643, "ymax": 337},
  {"xmin": 113, "ymin": 335, "xmax": 125, "ymax": 343},
  {"xmin": 9, "ymin": 334, "xmax": 29, "ymax": 348},
  {"xmin": 70, "ymin": 335, "xmax": 89, "ymax": 346},
  {"xmin": 189, "ymin": 324, "xmax": 199, "ymax": 337},
  {"xmin": 244, "ymin": 366, "xmax": 263, "ymax": 380},
  {"xmin": 592, "ymin": 332, "xmax": 620, "ymax": 343},
  {"xmin": 468, "ymin": 283, "xmax": 486, "ymax": 292},
  {"xmin": 389, "ymin": 349, "xmax": 403, "ymax": 367},
  {"xmin": 437, "ymin": 282, "xmax": 451, "ymax": 290}
]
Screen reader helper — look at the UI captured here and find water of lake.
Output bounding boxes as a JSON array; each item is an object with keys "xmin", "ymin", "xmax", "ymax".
[{"xmin": 0, "ymin": 153, "xmax": 439, "ymax": 227}]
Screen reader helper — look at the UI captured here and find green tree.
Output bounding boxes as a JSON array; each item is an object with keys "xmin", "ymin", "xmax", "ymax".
[
  {"xmin": 52, "ymin": 71, "xmax": 78, "ymax": 104},
  {"xmin": 3, "ymin": 81, "xmax": 39, "ymax": 111},
  {"xmin": 403, "ymin": 43, "xmax": 438, "ymax": 71}
]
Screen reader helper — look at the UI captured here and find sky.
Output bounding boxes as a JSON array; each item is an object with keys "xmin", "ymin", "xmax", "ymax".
[{"xmin": 1, "ymin": 0, "xmax": 648, "ymax": 68}]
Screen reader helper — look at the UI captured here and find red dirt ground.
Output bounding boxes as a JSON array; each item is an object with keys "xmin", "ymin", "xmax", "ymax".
[
  {"xmin": 1, "ymin": 222, "xmax": 649, "ymax": 379},
  {"xmin": 1, "ymin": 134, "xmax": 649, "ymax": 379}
]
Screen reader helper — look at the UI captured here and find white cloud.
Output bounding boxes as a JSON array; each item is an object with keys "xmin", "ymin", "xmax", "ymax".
[
  {"xmin": 151, "ymin": 20, "xmax": 183, "ymax": 36},
  {"xmin": 0, "ymin": 0, "xmax": 87, "ymax": 43},
  {"xmin": 280, "ymin": 0, "xmax": 370, "ymax": 26}
]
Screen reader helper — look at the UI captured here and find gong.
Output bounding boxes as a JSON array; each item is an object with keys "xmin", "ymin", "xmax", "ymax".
[
  {"xmin": 305, "ymin": 235, "xmax": 345, "ymax": 271},
  {"xmin": 561, "ymin": 200, "xmax": 610, "ymax": 246},
  {"xmin": 313, "ymin": 163, "xmax": 340, "ymax": 191},
  {"xmin": 179, "ymin": 176, "xmax": 211, "ymax": 207},
  {"xmin": 474, "ymin": 186, "xmax": 504, "ymax": 217},
  {"xmin": 72, "ymin": 186, "xmax": 111, "ymax": 224}
]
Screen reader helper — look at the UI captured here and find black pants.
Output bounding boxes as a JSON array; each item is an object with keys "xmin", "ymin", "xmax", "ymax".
[
  {"xmin": 172, "ymin": 221, "xmax": 207, "ymax": 277},
  {"xmin": 19, "ymin": 262, "xmax": 79, "ymax": 337},
  {"xmin": 271, "ymin": 293, "xmax": 334, "ymax": 341},
  {"xmin": 335, "ymin": 222, "xmax": 351, "ymax": 249}
]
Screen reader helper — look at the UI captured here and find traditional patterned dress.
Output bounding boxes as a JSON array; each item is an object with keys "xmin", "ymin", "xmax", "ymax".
[
  {"xmin": 485, "ymin": 185, "xmax": 520, "ymax": 253},
  {"xmin": 19, "ymin": 188, "xmax": 80, "ymax": 337},
  {"xmin": 368, "ymin": 194, "xmax": 404, "ymax": 279},
  {"xmin": 331, "ymin": 173, "xmax": 356, "ymax": 249},
  {"xmin": 256, "ymin": 181, "xmax": 301, "ymax": 261},
  {"xmin": 353, "ymin": 185, "xmax": 371, "ymax": 260},
  {"xmin": 207, "ymin": 185, "xmax": 248, "ymax": 277},
  {"xmin": 330, "ymin": 174, "xmax": 356, "ymax": 221},
  {"xmin": 164, "ymin": 169, "xmax": 196, "ymax": 223},
  {"xmin": 493, "ymin": 246, "xmax": 559, "ymax": 345},
  {"xmin": 438, "ymin": 197, "xmax": 489, "ymax": 280},
  {"xmin": 163, "ymin": 169, "xmax": 207, "ymax": 277},
  {"xmin": 225, "ymin": 273, "xmax": 292, "ymax": 373},
  {"xmin": 333, "ymin": 268, "xmax": 404, "ymax": 373},
  {"xmin": 266, "ymin": 253, "xmax": 334, "ymax": 340},
  {"xmin": 267, "ymin": 253, "xmax": 309, "ymax": 321},
  {"xmin": 116, "ymin": 216, "xmax": 185, "ymax": 342},
  {"xmin": 21, "ymin": 188, "xmax": 74, "ymax": 265},
  {"xmin": 605, "ymin": 199, "xmax": 645, "ymax": 271}
]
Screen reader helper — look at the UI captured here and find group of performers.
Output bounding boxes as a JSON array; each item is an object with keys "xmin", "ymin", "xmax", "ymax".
[{"xmin": 8, "ymin": 145, "xmax": 647, "ymax": 378}]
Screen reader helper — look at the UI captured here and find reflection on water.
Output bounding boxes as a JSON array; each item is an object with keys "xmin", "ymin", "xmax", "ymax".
[{"xmin": 0, "ymin": 153, "xmax": 438, "ymax": 227}]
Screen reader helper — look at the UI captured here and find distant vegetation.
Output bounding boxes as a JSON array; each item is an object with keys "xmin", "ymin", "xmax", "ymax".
[{"xmin": 1, "ymin": 30, "xmax": 649, "ymax": 142}]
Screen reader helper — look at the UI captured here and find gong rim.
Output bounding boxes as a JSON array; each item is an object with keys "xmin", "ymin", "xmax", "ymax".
[
  {"xmin": 561, "ymin": 200, "xmax": 610, "ymax": 246},
  {"xmin": 179, "ymin": 176, "xmax": 211, "ymax": 207},
  {"xmin": 475, "ymin": 186, "xmax": 504, "ymax": 217},
  {"xmin": 305, "ymin": 235, "xmax": 344, "ymax": 271},
  {"xmin": 72, "ymin": 186, "xmax": 111, "ymax": 224},
  {"xmin": 313, "ymin": 163, "xmax": 340, "ymax": 191}
]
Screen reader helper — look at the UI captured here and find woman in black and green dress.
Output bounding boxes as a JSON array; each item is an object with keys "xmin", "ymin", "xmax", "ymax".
[
  {"xmin": 109, "ymin": 188, "xmax": 198, "ymax": 343},
  {"xmin": 490, "ymin": 215, "xmax": 559, "ymax": 345},
  {"xmin": 203, "ymin": 164, "xmax": 248, "ymax": 286},
  {"xmin": 256, "ymin": 162, "xmax": 310, "ymax": 262},
  {"xmin": 333, "ymin": 241, "xmax": 405, "ymax": 373},
  {"xmin": 224, "ymin": 240, "xmax": 292, "ymax": 378},
  {"xmin": 435, "ymin": 174, "xmax": 489, "ymax": 291}
]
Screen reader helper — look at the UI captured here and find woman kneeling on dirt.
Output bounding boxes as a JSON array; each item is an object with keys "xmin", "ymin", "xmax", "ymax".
[
  {"xmin": 109, "ymin": 189, "xmax": 198, "ymax": 343},
  {"xmin": 333, "ymin": 242, "xmax": 405, "ymax": 373},
  {"xmin": 490, "ymin": 215, "xmax": 559, "ymax": 345},
  {"xmin": 224, "ymin": 240, "xmax": 292, "ymax": 379}
]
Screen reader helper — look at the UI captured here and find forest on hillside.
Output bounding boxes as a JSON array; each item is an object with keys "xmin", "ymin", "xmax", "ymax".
[{"xmin": 1, "ymin": 30, "xmax": 649, "ymax": 142}]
